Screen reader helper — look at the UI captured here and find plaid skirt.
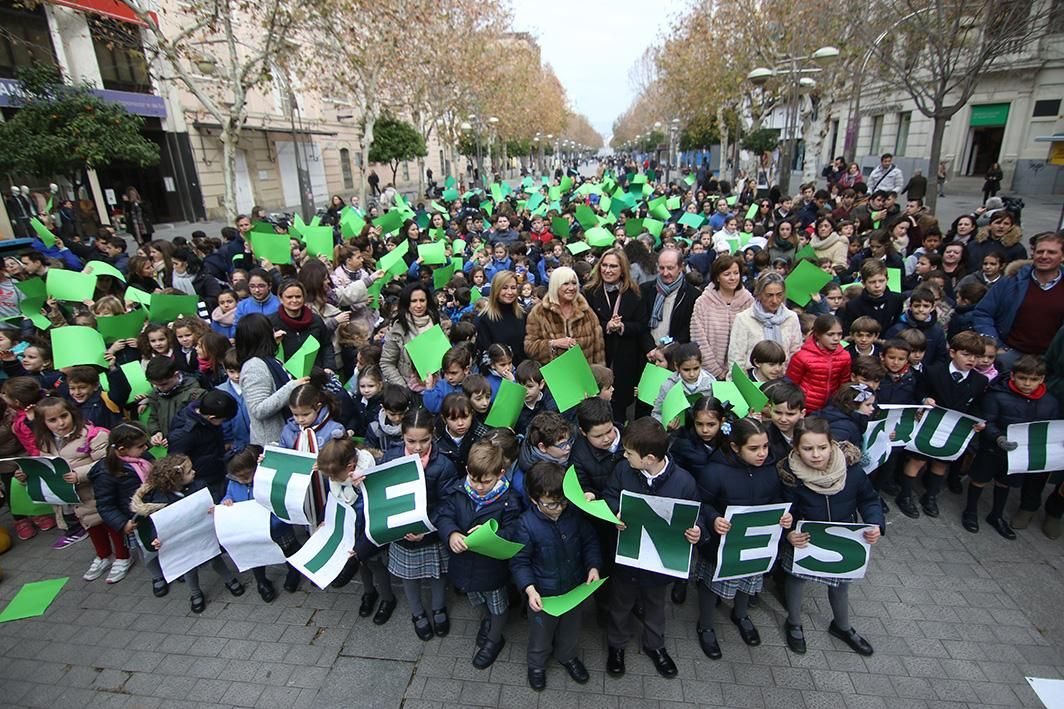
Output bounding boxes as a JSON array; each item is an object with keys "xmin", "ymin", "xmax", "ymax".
[
  {"xmin": 695, "ymin": 556, "xmax": 764, "ymax": 599},
  {"xmin": 466, "ymin": 587, "xmax": 509, "ymax": 615},
  {"xmin": 781, "ymin": 545, "xmax": 848, "ymax": 589},
  {"xmin": 387, "ymin": 540, "xmax": 449, "ymax": 580}
]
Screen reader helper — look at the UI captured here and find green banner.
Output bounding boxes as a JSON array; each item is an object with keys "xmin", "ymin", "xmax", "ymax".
[
  {"xmin": 712, "ymin": 503, "xmax": 791, "ymax": 582},
  {"xmin": 464, "ymin": 518, "xmax": 524, "ymax": 560},
  {"xmin": 903, "ymin": 406, "xmax": 982, "ymax": 461},
  {"xmin": 252, "ymin": 445, "xmax": 316, "ymax": 525}
]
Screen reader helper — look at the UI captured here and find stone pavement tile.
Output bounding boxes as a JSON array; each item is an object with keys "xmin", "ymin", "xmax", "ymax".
[
  {"xmin": 968, "ymin": 680, "xmax": 1022, "ymax": 706},
  {"xmin": 890, "ymin": 676, "xmax": 938, "ymax": 700},
  {"xmin": 219, "ymin": 638, "xmax": 260, "ymax": 660},
  {"xmin": 643, "ymin": 676, "xmax": 686, "ymax": 702},
  {"xmin": 91, "ymin": 669, "xmax": 132, "ymax": 692},
  {"xmin": 459, "ymin": 679, "xmax": 502, "ymax": 706},
  {"xmin": 248, "ymin": 661, "xmax": 295, "ymax": 686},
  {"xmin": 800, "ymin": 690, "xmax": 846, "ymax": 709},
  {"xmin": 841, "ymin": 693, "xmax": 889, "ymax": 709},
  {"xmin": 849, "ymin": 671, "xmax": 896, "ymax": 697},
  {"xmin": 904, "ymin": 637, "xmax": 951, "ymax": 658},
  {"xmin": 255, "ymin": 685, "xmax": 313, "ymax": 709},
  {"xmin": 809, "ymin": 668, "xmax": 856, "ymax": 694},
  {"xmin": 282, "ymin": 664, "xmax": 329, "ymax": 689},
  {"xmin": 931, "ymin": 678, "xmax": 983, "ymax": 703},
  {"xmin": 315, "ymin": 657, "xmax": 414, "ymax": 709},
  {"xmin": 219, "ymin": 681, "xmax": 266, "ymax": 707},
  {"xmin": 188, "ymin": 678, "xmax": 232, "ymax": 703},
  {"xmin": 720, "ymin": 681, "xmax": 763, "ymax": 708},
  {"xmin": 402, "ymin": 702, "xmax": 444, "ymax": 709},
  {"xmin": 900, "ymin": 655, "xmax": 945, "ymax": 678},
  {"xmin": 602, "ymin": 672, "xmax": 644, "ymax": 698},
  {"xmin": 761, "ymin": 686, "xmax": 807, "ymax": 709},
  {"xmin": 578, "ymin": 692, "xmax": 621, "ymax": 709},
  {"xmin": 680, "ymin": 679, "xmax": 724, "ymax": 704}
]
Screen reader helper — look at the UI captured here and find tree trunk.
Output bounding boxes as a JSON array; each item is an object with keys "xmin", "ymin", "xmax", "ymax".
[
  {"xmin": 359, "ymin": 113, "xmax": 376, "ymax": 208},
  {"xmin": 925, "ymin": 114, "xmax": 947, "ymax": 214},
  {"xmin": 221, "ymin": 124, "xmax": 238, "ymax": 222}
]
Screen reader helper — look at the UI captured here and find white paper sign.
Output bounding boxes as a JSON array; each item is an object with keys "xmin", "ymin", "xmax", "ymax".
[
  {"xmin": 150, "ymin": 488, "xmax": 220, "ymax": 583},
  {"xmin": 213, "ymin": 501, "xmax": 288, "ymax": 572},
  {"xmin": 1007, "ymin": 421, "xmax": 1064, "ymax": 474},
  {"xmin": 1027, "ymin": 677, "xmax": 1064, "ymax": 709},
  {"xmin": 791, "ymin": 521, "xmax": 874, "ymax": 580},
  {"xmin": 287, "ymin": 495, "xmax": 355, "ymax": 589},
  {"xmin": 712, "ymin": 503, "xmax": 791, "ymax": 582},
  {"xmin": 253, "ymin": 445, "xmax": 317, "ymax": 526}
]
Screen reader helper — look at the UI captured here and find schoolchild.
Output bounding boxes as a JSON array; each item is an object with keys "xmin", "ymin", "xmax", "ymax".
[
  {"xmin": 366, "ymin": 384, "xmax": 412, "ymax": 458},
  {"xmin": 515, "ymin": 360, "xmax": 559, "ymax": 433},
  {"xmin": 786, "ymin": 314, "xmax": 852, "ymax": 412},
  {"xmin": 424, "ymin": 345, "xmax": 473, "ymax": 414},
  {"xmin": 761, "ymin": 381, "xmax": 807, "ymax": 462},
  {"xmin": 435, "ymin": 393, "xmax": 475, "ymax": 476},
  {"xmin": 651, "ymin": 342, "xmax": 716, "ymax": 425}
]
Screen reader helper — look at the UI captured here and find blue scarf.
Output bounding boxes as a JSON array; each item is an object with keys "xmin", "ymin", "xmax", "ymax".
[
  {"xmin": 650, "ymin": 275, "xmax": 683, "ymax": 328},
  {"xmin": 464, "ymin": 476, "xmax": 510, "ymax": 511}
]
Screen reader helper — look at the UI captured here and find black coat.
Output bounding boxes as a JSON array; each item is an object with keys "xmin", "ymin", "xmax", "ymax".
[
  {"xmin": 89, "ymin": 458, "xmax": 149, "ymax": 532},
  {"xmin": 885, "ymin": 310, "xmax": 947, "ymax": 366},
  {"xmin": 839, "ymin": 289, "xmax": 905, "ymax": 335},
  {"xmin": 668, "ymin": 427, "xmax": 717, "ymax": 478},
  {"xmin": 475, "ymin": 305, "xmax": 527, "ymax": 365},
  {"xmin": 639, "ymin": 280, "xmax": 700, "ymax": 347},
  {"xmin": 980, "ymin": 378, "xmax": 1061, "ymax": 447},
  {"xmin": 778, "ymin": 450, "xmax": 884, "ymax": 531},
  {"xmin": 815, "ymin": 404, "xmax": 866, "ymax": 448},
  {"xmin": 436, "ymin": 479, "xmax": 523, "ymax": 592},
  {"xmin": 269, "ymin": 310, "xmax": 336, "ymax": 371},
  {"xmin": 509, "ymin": 503, "xmax": 602, "ymax": 596},
  {"xmin": 878, "ymin": 370, "xmax": 918, "ymax": 406},
  {"xmin": 586, "ymin": 286, "xmax": 648, "ymax": 415},
  {"xmin": 434, "ymin": 425, "xmax": 473, "ymax": 477},
  {"xmin": 383, "ymin": 444, "xmax": 459, "ymax": 548},
  {"xmin": 695, "ymin": 449, "xmax": 783, "ymax": 557},
  {"xmin": 570, "ymin": 433, "xmax": 623, "ymax": 496},
  {"xmin": 167, "ymin": 400, "xmax": 229, "ymax": 497},
  {"xmin": 76, "ymin": 390, "xmax": 124, "ymax": 429},
  {"xmin": 915, "ymin": 363, "xmax": 988, "ymax": 415}
]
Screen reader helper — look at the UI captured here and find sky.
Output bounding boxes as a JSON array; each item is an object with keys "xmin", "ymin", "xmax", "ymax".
[{"xmin": 509, "ymin": 0, "xmax": 690, "ymax": 146}]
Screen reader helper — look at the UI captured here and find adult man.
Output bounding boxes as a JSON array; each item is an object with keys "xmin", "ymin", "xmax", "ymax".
[
  {"xmin": 641, "ymin": 248, "xmax": 699, "ymax": 350},
  {"xmin": 798, "ymin": 189, "xmax": 830, "ymax": 228},
  {"xmin": 901, "ymin": 169, "xmax": 928, "ymax": 201},
  {"xmin": 822, "ymin": 157, "xmax": 846, "ymax": 187},
  {"xmin": 867, "ymin": 153, "xmax": 905, "ymax": 195},
  {"xmin": 831, "ymin": 189, "xmax": 857, "ymax": 221},
  {"xmin": 973, "ymin": 232, "xmax": 1064, "ymax": 370}
]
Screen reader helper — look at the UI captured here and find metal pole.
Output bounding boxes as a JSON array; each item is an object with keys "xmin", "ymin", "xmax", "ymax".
[{"xmin": 779, "ymin": 57, "xmax": 800, "ymax": 195}]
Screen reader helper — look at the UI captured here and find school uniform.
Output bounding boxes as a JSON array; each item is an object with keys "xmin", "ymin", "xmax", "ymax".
[
  {"xmin": 915, "ymin": 362, "xmax": 987, "ymax": 415},
  {"xmin": 570, "ymin": 428, "xmax": 623, "ymax": 496},
  {"xmin": 382, "ymin": 445, "xmax": 459, "ymax": 580},
  {"xmin": 844, "ymin": 342, "xmax": 882, "ymax": 362},
  {"xmin": 434, "ymin": 424, "xmax": 472, "ymax": 477},
  {"xmin": 366, "ymin": 411, "xmax": 402, "ymax": 459},
  {"xmin": 74, "ymin": 389, "xmax": 124, "ymax": 429},
  {"xmin": 668, "ymin": 427, "xmax": 717, "ymax": 478},
  {"xmin": 878, "ymin": 368, "xmax": 917, "ymax": 406},
  {"xmin": 815, "ymin": 404, "xmax": 868, "ymax": 449},
  {"xmin": 167, "ymin": 400, "xmax": 230, "ymax": 500},
  {"xmin": 766, "ymin": 423, "xmax": 794, "ymax": 463},
  {"xmin": 175, "ymin": 346, "xmax": 199, "ymax": 375},
  {"xmin": 351, "ymin": 394, "xmax": 381, "ymax": 438},
  {"xmin": 885, "ymin": 310, "xmax": 947, "ymax": 366},
  {"xmin": 515, "ymin": 390, "xmax": 559, "ymax": 434}
]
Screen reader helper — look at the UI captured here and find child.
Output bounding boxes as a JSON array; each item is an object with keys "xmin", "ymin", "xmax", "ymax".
[
  {"xmin": 1, "ymin": 338, "xmax": 63, "ymax": 391},
  {"xmin": 946, "ymin": 281, "xmax": 987, "ymax": 341},
  {"xmin": 138, "ymin": 323, "xmax": 178, "ymax": 363},
  {"xmin": 965, "ymin": 355, "xmax": 1060, "ymax": 538},
  {"xmin": 218, "ymin": 349, "xmax": 250, "ymax": 455},
  {"xmin": 669, "ymin": 396, "xmax": 729, "ymax": 477},
  {"xmin": 591, "ymin": 365, "xmax": 614, "ymax": 403},
  {"xmin": 317, "ymin": 438, "xmax": 396, "ymax": 624},
  {"xmin": 603, "ymin": 417, "xmax": 703, "ymax": 678},
  {"xmin": 173, "ymin": 316, "xmax": 208, "ymax": 374},
  {"xmin": 884, "ymin": 286, "xmax": 947, "ymax": 365},
  {"xmin": 351, "ymin": 365, "xmax": 383, "ymax": 438},
  {"xmin": 88, "ymin": 424, "xmax": 153, "ymax": 576},
  {"xmin": 850, "ymin": 355, "xmax": 886, "ymax": 392},
  {"xmin": 816, "ymin": 384, "xmax": 876, "ymax": 448},
  {"xmin": 779, "ymin": 418, "xmax": 882, "ymax": 656},
  {"xmin": 167, "ymin": 389, "xmax": 239, "ymax": 499},
  {"xmin": 571, "ymin": 398, "xmax": 623, "ymax": 499},
  {"xmin": 897, "ymin": 331, "xmax": 988, "ymax": 518},
  {"xmin": 513, "ymin": 412, "xmax": 573, "ymax": 499},
  {"xmin": 877, "ymin": 339, "xmax": 917, "ymax": 405},
  {"xmin": 423, "ymin": 345, "xmax": 472, "ymax": 414},
  {"xmin": 278, "ymin": 381, "xmax": 345, "ymax": 453},
  {"xmin": 3, "ymin": 376, "xmax": 43, "ymax": 457},
  {"xmin": 66, "ymin": 365, "xmax": 124, "ymax": 429},
  {"xmin": 131, "ymin": 454, "xmax": 243, "ymax": 612},
  {"xmin": 383, "ymin": 408, "xmax": 459, "ymax": 641},
  {"xmin": 510, "ymin": 460, "xmax": 601, "ymax": 691},
  {"xmin": 845, "ymin": 316, "xmax": 882, "ymax": 361},
  {"xmin": 515, "ymin": 360, "xmax": 558, "ymax": 433},
  {"xmin": 461, "ymin": 374, "xmax": 493, "ymax": 439},
  {"xmin": 762, "ymin": 381, "xmax": 807, "ymax": 461},
  {"xmin": 143, "ymin": 356, "xmax": 205, "ymax": 448},
  {"xmin": 195, "ymin": 331, "xmax": 231, "ymax": 388},
  {"xmin": 211, "ymin": 290, "xmax": 239, "ymax": 339},
  {"xmin": 220, "ymin": 446, "xmax": 303, "ymax": 601},
  {"xmin": 975, "ymin": 334, "xmax": 998, "ymax": 383},
  {"xmin": 840, "ymin": 260, "xmax": 905, "ymax": 335},
  {"xmin": 366, "ymin": 383, "xmax": 411, "ymax": 459},
  {"xmin": 748, "ymin": 340, "xmax": 787, "ymax": 383},
  {"xmin": 786, "ymin": 314, "xmax": 852, "ymax": 412},
  {"xmin": 435, "ymin": 393, "xmax": 474, "ymax": 475},
  {"xmin": 694, "ymin": 418, "xmax": 790, "ymax": 660},
  {"xmin": 652, "ymin": 343, "xmax": 715, "ymax": 424},
  {"xmin": 897, "ymin": 328, "xmax": 928, "ymax": 373},
  {"xmin": 437, "ymin": 440, "xmax": 523, "ymax": 670}
]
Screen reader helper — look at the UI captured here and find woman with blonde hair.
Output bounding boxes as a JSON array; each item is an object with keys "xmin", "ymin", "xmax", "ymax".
[
  {"xmin": 475, "ymin": 270, "xmax": 527, "ymax": 365},
  {"xmin": 524, "ymin": 267, "xmax": 605, "ymax": 366},
  {"xmin": 585, "ymin": 248, "xmax": 645, "ymax": 419}
]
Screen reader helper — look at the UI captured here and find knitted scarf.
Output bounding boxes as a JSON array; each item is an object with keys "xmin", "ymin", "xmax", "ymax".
[
  {"xmin": 463, "ymin": 476, "xmax": 510, "ymax": 511},
  {"xmin": 121, "ymin": 455, "xmax": 152, "ymax": 482},
  {"xmin": 751, "ymin": 300, "xmax": 790, "ymax": 344},
  {"xmin": 785, "ymin": 445, "xmax": 847, "ymax": 495},
  {"xmin": 212, "ymin": 305, "xmax": 235, "ymax": 329},
  {"xmin": 278, "ymin": 306, "xmax": 314, "ymax": 331},
  {"xmin": 650, "ymin": 275, "xmax": 683, "ymax": 328}
]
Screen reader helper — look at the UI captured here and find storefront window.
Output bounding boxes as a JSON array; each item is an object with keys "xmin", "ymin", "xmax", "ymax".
[
  {"xmin": 0, "ymin": 1, "xmax": 57, "ymax": 80},
  {"xmin": 89, "ymin": 16, "xmax": 151, "ymax": 94}
]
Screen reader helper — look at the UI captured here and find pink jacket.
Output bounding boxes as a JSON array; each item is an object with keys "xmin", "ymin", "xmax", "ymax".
[
  {"xmin": 690, "ymin": 286, "xmax": 755, "ymax": 379},
  {"xmin": 12, "ymin": 410, "xmax": 38, "ymax": 456}
]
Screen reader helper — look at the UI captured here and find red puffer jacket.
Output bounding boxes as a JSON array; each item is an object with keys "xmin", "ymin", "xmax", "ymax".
[{"xmin": 786, "ymin": 336, "xmax": 853, "ymax": 412}]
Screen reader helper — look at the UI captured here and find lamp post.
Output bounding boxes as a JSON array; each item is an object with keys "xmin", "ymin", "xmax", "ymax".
[
  {"xmin": 747, "ymin": 45, "xmax": 838, "ymax": 195},
  {"xmin": 667, "ymin": 117, "xmax": 680, "ymax": 185}
]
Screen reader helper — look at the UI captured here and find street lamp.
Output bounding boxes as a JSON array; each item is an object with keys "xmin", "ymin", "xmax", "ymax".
[{"xmin": 667, "ymin": 117, "xmax": 680, "ymax": 185}]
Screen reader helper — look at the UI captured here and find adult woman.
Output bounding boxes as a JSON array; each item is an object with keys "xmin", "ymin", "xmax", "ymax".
[
  {"xmin": 148, "ymin": 239, "xmax": 175, "ymax": 289},
  {"xmin": 298, "ymin": 259, "xmax": 347, "ymax": 338},
  {"xmin": 946, "ymin": 215, "xmax": 979, "ymax": 269},
  {"xmin": 325, "ymin": 195, "xmax": 346, "ymax": 225},
  {"xmin": 236, "ymin": 313, "xmax": 308, "ymax": 446},
  {"xmin": 475, "ymin": 271, "xmax": 527, "ymax": 365},
  {"xmin": 269, "ymin": 279, "xmax": 335, "ymax": 370},
  {"xmin": 810, "ymin": 217, "xmax": 848, "ymax": 270},
  {"xmin": 940, "ymin": 242, "xmax": 969, "ymax": 298},
  {"xmin": 971, "ymin": 211, "xmax": 1026, "ymax": 267},
  {"xmin": 125, "ymin": 187, "xmax": 152, "ymax": 246},
  {"xmin": 624, "ymin": 238, "xmax": 657, "ymax": 285},
  {"xmin": 837, "ymin": 163, "xmax": 864, "ymax": 190},
  {"xmin": 126, "ymin": 255, "xmax": 159, "ymax": 294},
  {"xmin": 234, "ymin": 268, "xmax": 281, "ymax": 325},
  {"xmin": 727, "ymin": 271, "xmax": 802, "ymax": 369},
  {"xmin": 380, "ymin": 282, "xmax": 441, "ymax": 391},
  {"xmin": 691, "ymin": 255, "xmax": 755, "ymax": 380},
  {"xmin": 768, "ymin": 220, "xmax": 797, "ymax": 264},
  {"xmin": 983, "ymin": 163, "xmax": 1003, "ymax": 204},
  {"xmin": 172, "ymin": 247, "xmax": 222, "ymax": 310},
  {"xmin": 524, "ymin": 267, "xmax": 605, "ymax": 366},
  {"xmin": 585, "ymin": 248, "xmax": 646, "ymax": 419}
]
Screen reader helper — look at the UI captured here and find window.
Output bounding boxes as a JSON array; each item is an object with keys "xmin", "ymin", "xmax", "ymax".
[
  {"xmin": 0, "ymin": 2, "xmax": 57, "ymax": 79},
  {"xmin": 895, "ymin": 112, "xmax": 911, "ymax": 156},
  {"xmin": 1033, "ymin": 99, "xmax": 1061, "ymax": 117},
  {"xmin": 870, "ymin": 115, "xmax": 884, "ymax": 155},
  {"xmin": 88, "ymin": 17, "xmax": 150, "ymax": 93},
  {"xmin": 403, "ymin": 161, "xmax": 410, "ymax": 181},
  {"xmin": 339, "ymin": 148, "xmax": 354, "ymax": 190},
  {"xmin": 1052, "ymin": 0, "xmax": 1064, "ymax": 33}
]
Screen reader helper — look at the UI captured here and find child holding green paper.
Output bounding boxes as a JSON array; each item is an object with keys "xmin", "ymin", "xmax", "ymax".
[{"xmin": 651, "ymin": 343, "xmax": 715, "ymax": 427}]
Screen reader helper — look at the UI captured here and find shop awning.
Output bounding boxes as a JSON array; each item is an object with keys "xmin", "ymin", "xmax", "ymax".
[{"xmin": 49, "ymin": 0, "xmax": 157, "ymax": 27}]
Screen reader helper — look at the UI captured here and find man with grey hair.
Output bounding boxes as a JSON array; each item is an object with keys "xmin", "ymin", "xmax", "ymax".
[{"xmin": 640, "ymin": 247, "xmax": 699, "ymax": 352}]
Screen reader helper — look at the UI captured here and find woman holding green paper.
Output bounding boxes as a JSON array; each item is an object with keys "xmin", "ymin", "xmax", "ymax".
[
  {"xmin": 236, "ymin": 314, "xmax": 309, "ymax": 446},
  {"xmin": 586, "ymin": 249, "xmax": 644, "ymax": 420},
  {"xmin": 380, "ymin": 283, "xmax": 442, "ymax": 392},
  {"xmin": 269, "ymin": 280, "xmax": 335, "ymax": 371}
]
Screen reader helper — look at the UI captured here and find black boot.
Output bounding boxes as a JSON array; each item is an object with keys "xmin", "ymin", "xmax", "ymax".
[
  {"xmin": 895, "ymin": 493, "xmax": 920, "ymax": 518},
  {"xmin": 670, "ymin": 579, "xmax": 687, "ymax": 605}
]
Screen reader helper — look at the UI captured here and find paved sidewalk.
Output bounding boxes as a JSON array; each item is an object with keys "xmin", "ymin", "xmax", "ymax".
[{"xmin": 0, "ymin": 484, "xmax": 1062, "ymax": 709}]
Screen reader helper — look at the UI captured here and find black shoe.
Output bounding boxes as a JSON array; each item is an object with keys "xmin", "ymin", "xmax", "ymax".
[
  {"xmin": 895, "ymin": 494, "xmax": 920, "ymax": 519},
  {"xmin": 748, "ymin": 592, "xmax": 760, "ymax": 608},
  {"xmin": 561, "ymin": 657, "xmax": 589, "ymax": 684},
  {"xmin": 190, "ymin": 592, "xmax": 205, "ymax": 614},
  {"xmin": 225, "ymin": 578, "xmax": 245, "ymax": 597},
  {"xmin": 696, "ymin": 625, "xmax": 722, "ymax": 659},
  {"xmin": 257, "ymin": 579, "xmax": 276, "ymax": 603},
  {"xmin": 152, "ymin": 577, "xmax": 169, "ymax": 598},
  {"xmin": 947, "ymin": 474, "xmax": 963, "ymax": 494},
  {"xmin": 920, "ymin": 494, "xmax": 939, "ymax": 518},
  {"xmin": 879, "ymin": 496, "xmax": 891, "ymax": 515},
  {"xmin": 373, "ymin": 598, "xmax": 397, "ymax": 626},
  {"xmin": 731, "ymin": 613, "xmax": 761, "ymax": 646},
  {"xmin": 528, "ymin": 667, "xmax": 546, "ymax": 691},
  {"xmin": 283, "ymin": 569, "xmax": 301, "ymax": 593},
  {"xmin": 829, "ymin": 622, "xmax": 873, "ymax": 656},
  {"xmin": 632, "ymin": 602, "xmax": 645, "ymax": 621},
  {"xmin": 986, "ymin": 515, "xmax": 1017, "ymax": 540},
  {"xmin": 961, "ymin": 511, "xmax": 980, "ymax": 533},
  {"xmin": 472, "ymin": 637, "xmax": 505, "ymax": 669},
  {"xmin": 432, "ymin": 608, "xmax": 450, "ymax": 637},
  {"xmin": 671, "ymin": 580, "xmax": 687, "ymax": 605},
  {"xmin": 475, "ymin": 617, "xmax": 490, "ymax": 647},
  {"xmin": 412, "ymin": 613, "xmax": 433, "ymax": 641},
  {"xmin": 359, "ymin": 589, "xmax": 379, "ymax": 617},
  {"xmin": 643, "ymin": 646, "xmax": 677, "ymax": 678},
  {"xmin": 330, "ymin": 560, "xmax": 359, "ymax": 589},
  {"xmin": 784, "ymin": 621, "xmax": 806, "ymax": 654},
  {"xmin": 606, "ymin": 646, "xmax": 625, "ymax": 677}
]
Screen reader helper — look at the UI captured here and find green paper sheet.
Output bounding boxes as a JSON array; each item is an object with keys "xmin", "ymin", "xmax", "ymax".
[
  {"xmin": 464, "ymin": 518, "xmax": 524, "ymax": 560},
  {"xmin": 563, "ymin": 466, "xmax": 620, "ymax": 524},
  {"xmin": 148, "ymin": 444, "xmax": 168, "ymax": 460},
  {"xmin": 453, "ymin": 239, "xmax": 467, "ymax": 254},
  {"xmin": 678, "ymin": 213, "xmax": 704, "ymax": 230},
  {"xmin": 887, "ymin": 267, "xmax": 902, "ymax": 292},
  {"xmin": 124, "ymin": 287, "xmax": 151, "ymax": 306},
  {"xmin": 29, "ymin": 217, "xmax": 56, "ymax": 247},
  {"xmin": 120, "ymin": 360, "xmax": 152, "ymax": 398},
  {"xmin": 470, "ymin": 286, "xmax": 483, "ymax": 305},
  {"xmin": 418, "ymin": 241, "xmax": 447, "ymax": 265},
  {"xmin": 374, "ymin": 209, "xmax": 405, "ymax": 236},
  {"xmin": 415, "ymin": 212, "xmax": 429, "ymax": 230},
  {"xmin": 784, "ymin": 260, "xmax": 833, "ymax": 307},
  {"xmin": 567, "ymin": 241, "xmax": 590, "ymax": 256},
  {"xmin": 649, "ymin": 203, "xmax": 672, "ymax": 221},
  {"xmin": 10, "ymin": 479, "xmax": 53, "ymax": 516},
  {"xmin": 283, "ymin": 336, "xmax": 320, "ymax": 379},
  {"xmin": 429, "ymin": 228, "xmax": 447, "ymax": 241},
  {"xmin": 666, "ymin": 196, "xmax": 681, "ymax": 210},
  {"xmin": 559, "ymin": 176, "xmax": 572, "ymax": 193},
  {"xmin": 636, "ymin": 363, "xmax": 672, "ymax": 406},
  {"xmin": 643, "ymin": 218, "xmax": 664, "ymax": 239},
  {"xmin": 84, "ymin": 260, "xmax": 126, "ymax": 282},
  {"xmin": 0, "ymin": 577, "xmax": 68, "ymax": 623},
  {"xmin": 50, "ymin": 326, "xmax": 107, "ymax": 369},
  {"xmin": 625, "ymin": 219, "xmax": 644, "ymax": 237},
  {"xmin": 730, "ymin": 363, "xmax": 769, "ymax": 412},
  {"xmin": 575, "ymin": 206, "xmax": 599, "ymax": 230},
  {"xmin": 745, "ymin": 203, "xmax": 759, "ymax": 220},
  {"xmin": 794, "ymin": 244, "xmax": 816, "ymax": 261},
  {"xmin": 149, "ymin": 294, "xmax": 199, "ymax": 324},
  {"xmin": 585, "ymin": 227, "xmax": 615, "ymax": 248},
  {"xmin": 46, "ymin": 270, "xmax": 96, "ymax": 302},
  {"xmin": 250, "ymin": 221, "xmax": 275, "ymax": 234},
  {"xmin": 540, "ymin": 346, "xmax": 599, "ymax": 412},
  {"xmin": 432, "ymin": 260, "xmax": 456, "ymax": 290},
  {"xmin": 442, "ymin": 187, "xmax": 460, "ymax": 202},
  {"xmin": 16, "ymin": 277, "xmax": 50, "ymax": 330},
  {"xmin": 301, "ymin": 226, "xmax": 335, "ymax": 258},
  {"xmin": 684, "ymin": 174, "xmax": 696, "ymax": 186},
  {"xmin": 712, "ymin": 380, "xmax": 749, "ymax": 418},
  {"xmin": 541, "ymin": 577, "xmax": 607, "ymax": 617},
  {"xmin": 660, "ymin": 383, "xmax": 691, "ymax": 426},
  {"xmin": 340, "ymin": 210, "xmax": 366, "ymax": 238},
  {"xmin": 490, "ymin": 183, "xmax": 504, "ymax": 204},
  {"xmin": 250, "ymin": 232, "xmax": 292, "ymax": 265},
  {"xmin": 726, "ymin": 195, "xmax": 738, "ymax": 206},
  {"xmin": 551, "ymin": 217, "xmax": 571, "ymax": 239},
  {"xmin": 377, "ymin": 240, "xmax": 409, "ymax": 276},
  {"xmin": 97, "ymin": 309, "xmax": 147, "ymax": 343},
  {"xmin": 525, "ymin": 193, "xmax": 544, "ymax": 212},
  {"xmin": 484, "ymin": 378, "xmax": 525, "ymax": 428},
  {"xmin": 403, "ymin": 324, "xmax": 451, "ymax": 380}
]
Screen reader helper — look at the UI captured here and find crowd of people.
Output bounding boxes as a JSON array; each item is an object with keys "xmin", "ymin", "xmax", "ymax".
[{"xmin": 1, "ymin": 153, "xmax": 1063, "ymax": 691}]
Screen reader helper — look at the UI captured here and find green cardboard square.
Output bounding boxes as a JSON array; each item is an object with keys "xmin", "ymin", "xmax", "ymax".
[
  {"xmin": 84, "ymin": 260, "xmax": 126, "ymax": 282},
  {"xmin": 551, "ymin": 217, "xmax": 571, "ymax": 239},
  {"xmin": 887, "ymin": 268, "xmax": 902, "ymax": 293},
  {"xmin": 484, "ymin": 378, "xmax": 525, "ymax": 428},
  {"xmin": 404, "ymin": 324, "xmax": 451, "ymax": 380},
  {"xmin": 0, "ymin": 577, "xmax": 68, "ymax": 623},
  {"xmin": 540, "ymin": 346, "xmax": 599, "ymax": 412},
  {"xmin": 301, "ymin": 226, "xmax": 335, "ymax": 258},
  {"xmin": 97, "ymin": 309, "xmax": 147, "ymax": 344},
  {"xmin": 377, "ymin": 240, "xmax": 409, "ymax": 276},
  {"xmin": 374, "ymin": 209, "xmax": 405, "ymax": 236},
  {"xmin": 148, "ymin": 294, "xmax": 199, "ymax": 324},
  {"xmin": 712, "ymin": 381, "xmax": 749, "ymax": 418},
  {"xmin": 636, "ymin": 363, "xmax": 672, "ymax": 406},
  {"xmin": 418, "ymin": 241, "xmax": 448, "ymax": 265},
  {"xmin": 585, "ymin": 227, "xmax": 615, "ymax": 248},
  {"xmin": 745, "ymin": 203, "xmax": 759, "ymax": 220},
  {"xmin": 678, "ymin": 212, "xmax": 705, "ymax": 230},
  {"xmin": 666, "ymin": 196, "xmax": 681, "ymax": 210},
  {"xmin": 283, "ymin": 336, "xmax": 320, "ymax": 378},
  {"xmin": 625, "ymin": 219, "xmax": 644, "ymax": 237},
  {"xmin": 46, "ymin": 270, "xmax": 96, "ymax": 302},
  {"xmin": 442, "ymin": 187, "xmax": 460, "ymax": 202},
  {"xmin": 567, "ymin": 241, "xmax": 591, "ymax": 256},
  {"xmin": 784, "ymin": 260, "xmax": 833, "ymax": 307},
  {"xmin": 250, "ymin": 232, "xmax": 292, "ymax": 264},
  {"xmin": 730, "ymin": 363, "xmax": 770, "ymax": 412},
  {"xmin": 51, "ymin": 326, "xmax": 107, "ymax": 369}
]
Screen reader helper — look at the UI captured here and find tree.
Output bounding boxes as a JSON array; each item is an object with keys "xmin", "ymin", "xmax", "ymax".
[
  {"xmin": 368, "ymin": 115, "xmax": 428, "ymax": 185},
  {"xmin": 0, "ymin": 65, "xmax": 159, "ymax": 186}
]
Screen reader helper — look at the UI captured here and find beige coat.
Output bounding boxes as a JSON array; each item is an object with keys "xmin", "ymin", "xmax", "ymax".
[
  {"xmin": 726, "ymin": 307, "xmax": 803, "ymax": 372},
  {"xmin": 41, "ymin": 427, "xmax": 109, "ymax": 528},
  {"xmin": 811, "ymin": 232, "xmax": 850, "ymax": 269}
]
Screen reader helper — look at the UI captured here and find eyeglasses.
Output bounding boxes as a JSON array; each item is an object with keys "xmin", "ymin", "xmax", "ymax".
[
  {"xmin": 537, "ymin": 498, "xmax": 568, "ymax": 511},
  {"xmin": 552, "ymin": 437, "xmax": 575, "ymax": 451}
]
